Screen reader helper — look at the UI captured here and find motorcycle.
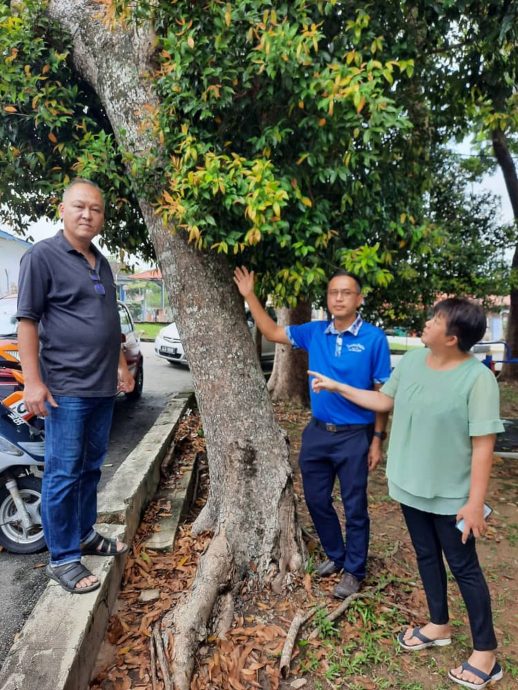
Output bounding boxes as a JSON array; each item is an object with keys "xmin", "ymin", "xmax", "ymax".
[{"xmin": 0, "ymin": 376, "xmax": 46, "ymax": 554}]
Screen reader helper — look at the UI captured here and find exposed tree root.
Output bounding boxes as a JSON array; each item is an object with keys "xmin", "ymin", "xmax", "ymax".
[
  {"xmin": 153, "ymin": 623, "xmax": 173, "ymax": 690},
  {"xmin": 191, "ymin": 496, "xmax": 218, "ymax": 536},
  {"xmin": 215, "ymin": 591, "xmax": 235, "ymax": 639},
  {"xmin": 272, "ymin": 485, "xmax": 305, "ymax": 593},
  {"xmin": 280, "ymin": 581, "xmax": 392, "ymax": 678},
  {"xmin": 307, "ymin": 592, "xmax": 375, "ymax": 640},
  {"xmin": 168, "ymin": 531, "xmax": 233, "ymax": 690},
  {"xmin": 279, "ymin": 606, "xmax": 319, "ymax": 678},
  {"xmin": 150, "ymin": 629, "xmax": 158, "ymax": 690}
]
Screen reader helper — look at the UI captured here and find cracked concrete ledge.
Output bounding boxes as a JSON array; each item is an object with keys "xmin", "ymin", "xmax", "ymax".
[
  {"xmin": 0, "ymin": 392, "xmax": 194, "ymax": 690},
  {"xmin": 144, "ymin": 451, "xmax": 201, "ymax": 551}
]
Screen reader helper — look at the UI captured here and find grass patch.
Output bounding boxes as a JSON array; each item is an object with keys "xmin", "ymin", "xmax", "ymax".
[
  {"xmin": 389, "ymin": 344, "xmax": 423, "ymax": 354},
  {"xmin": 499, "ymin": 380, "xmax": 518, "ymax": 418},
  {"xmin": 507, "ymin": 523, "xmax": 518, "ymax": 547},
  {"xmin": 134, "ymin": 322, "xmax": 164, "ymax": 339}
]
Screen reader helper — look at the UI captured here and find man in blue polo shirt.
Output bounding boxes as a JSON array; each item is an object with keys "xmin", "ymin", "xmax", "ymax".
[
  {"xmin": 234, "ymin": 266, "xmax": 391, "ymax": 598},
  {"xmin": 17, "ymin": 179, "xmax": 134, "ymax": 594}
]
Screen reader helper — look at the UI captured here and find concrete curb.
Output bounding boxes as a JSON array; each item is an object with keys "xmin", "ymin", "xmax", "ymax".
[
  {"xmin": 143, "ymin": 451, "xmax": 202, "ymax": 551},
  {"xmin": 0, "ymin": 392, "xmax": 194, "ymax": 690}
]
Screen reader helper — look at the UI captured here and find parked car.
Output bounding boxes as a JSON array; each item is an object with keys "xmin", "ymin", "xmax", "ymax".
[
  {"xmin": 0, "ymin": 295, "xmax": 17, "ymax": 339},
  {"xmin": 154, "ymin": 312, "xmax": 276, "ymax": 369},
  {"xmin": 154, "ymin": 322, "xmax": 188, "ymax": 366},
  {"xmin": 0, "ymin": 295, "xmax": 143, "ymax": 400},
  {"xmin": 386, "ymin": 332, "xmax": 504, "ymax": 372},
  {"xmin": 118, "ymin": 302, "xmax": 144, "ymax": 400}
]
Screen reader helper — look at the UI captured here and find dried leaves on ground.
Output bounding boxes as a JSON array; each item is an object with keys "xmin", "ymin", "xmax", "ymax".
[{"xmin": 91, "ymin": 401, "xmax": 518, "ymax": 690}]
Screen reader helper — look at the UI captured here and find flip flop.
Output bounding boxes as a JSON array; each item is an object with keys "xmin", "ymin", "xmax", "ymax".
[
  {"xmin": 80, "ymin": 531, "xmax": 129, "ymax": 556},
  {"xmin": 448, "ymin": 661, "xmax": 503, "ymax": 689},
  {"xmin": 46, "ymin": 562, "xmax": 100, "ymax": 594},
  {"xmin": 397, "ymin": 626, "xmax": 451, "ymax": 651}
]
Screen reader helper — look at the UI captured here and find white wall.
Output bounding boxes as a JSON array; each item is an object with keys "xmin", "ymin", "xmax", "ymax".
[{"xmin": 0, "ymin": 238, "xmax": 30, "ymax": 296}]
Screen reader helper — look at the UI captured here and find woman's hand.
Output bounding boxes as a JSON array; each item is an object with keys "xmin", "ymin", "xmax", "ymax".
[
  {"xmin": 308, "ymin": 370, "xmax": 339, "ymax": 394},
  {"xmin": 456, "ymin": 502, "xmax": 488, "ymax": 544}
]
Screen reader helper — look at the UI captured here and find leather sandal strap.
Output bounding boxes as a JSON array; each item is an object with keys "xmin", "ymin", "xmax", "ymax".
[
  {"xmin": 83, "ymin": 531, "xmax": 119, "ymax": 554},
  {"xmin": 52, "ymin": 562, "xmax": 95, "ymax": 589}
]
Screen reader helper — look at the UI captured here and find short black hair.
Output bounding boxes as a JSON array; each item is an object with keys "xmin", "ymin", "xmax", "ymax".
[
  {"xmin": 328, "ymin": 269, "xmax": 362, "ymax": 292},
  {"xmin": 433, "ymin": 297, "xmax": 487, "ymax": 352},
  {"xmin": 62, "ymin": 178, "xmax": 104, "ymax": 207}
]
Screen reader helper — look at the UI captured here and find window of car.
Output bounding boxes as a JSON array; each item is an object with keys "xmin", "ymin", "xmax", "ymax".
[
  {"xmin": 0, "ymin": 296, "xmax": 18, "ymax": 337},
  {"xmin": 118, "ymin": 303, "xmax": 134, "ymax": 336}
]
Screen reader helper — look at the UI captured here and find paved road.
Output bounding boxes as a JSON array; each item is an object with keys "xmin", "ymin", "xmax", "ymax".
[{"xmin": 0, "ymin": 343, "xmax": 192, "ymax": 668}]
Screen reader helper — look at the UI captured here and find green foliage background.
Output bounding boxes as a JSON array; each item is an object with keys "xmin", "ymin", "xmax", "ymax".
[{"xmin": 0, "ymin": 0, "xmax": 516, "ymax": 327}]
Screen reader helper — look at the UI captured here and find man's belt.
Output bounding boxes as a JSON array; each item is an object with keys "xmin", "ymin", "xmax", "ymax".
[{"xmin": 311, "ymin": 417, "xmax": 371, "ymax": 433}]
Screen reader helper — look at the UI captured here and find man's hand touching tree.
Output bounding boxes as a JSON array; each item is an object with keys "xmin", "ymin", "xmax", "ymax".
[{"xmin": 233, "ymin": 266, "xmax": 255, "ymax": 299}]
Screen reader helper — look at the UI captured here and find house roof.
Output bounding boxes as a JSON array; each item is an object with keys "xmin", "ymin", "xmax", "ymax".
[
  {"xmin": 0, "ymin": 229, "xmax": 32, "ymax": 247},
  {"xmin": 126, "ymin": 268, "xmax": 162, "ymax": 280}
]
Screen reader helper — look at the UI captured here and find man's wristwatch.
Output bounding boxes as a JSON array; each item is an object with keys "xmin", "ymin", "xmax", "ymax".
[{"xmin": 373, "ymin": 430, "xmax": 387, "ymax": 440}]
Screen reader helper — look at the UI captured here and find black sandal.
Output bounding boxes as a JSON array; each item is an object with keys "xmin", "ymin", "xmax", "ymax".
[
  {"xmin": 46, "ymin": 562, "xmax": 100, "ymax": 594},
  {"xmin": 80, "ymin": 531, "xmax": 129, "ymax": 557}
]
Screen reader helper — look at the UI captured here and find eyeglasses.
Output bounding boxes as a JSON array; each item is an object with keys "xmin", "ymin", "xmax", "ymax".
[
  {"xmin": 327, "ymin": 289, "xmax": 359, "ymax": 298},
  {"xmin": 89, "ymin": 269, "xmax": 106, "ymax": 296}
]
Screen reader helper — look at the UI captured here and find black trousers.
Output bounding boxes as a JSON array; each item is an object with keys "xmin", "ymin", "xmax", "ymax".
[
  {"xmin": 299, "ymin": 420, "xmax": 372, "ymax": 579},
  {"xmin": 401, "ymin": 503, "xmax": 497, "ymax": 651}
]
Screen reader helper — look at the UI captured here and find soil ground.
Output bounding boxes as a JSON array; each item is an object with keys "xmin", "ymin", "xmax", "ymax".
[{"xmin": 91, "ymin": 387, "xmax": 518, "ymax": 690}]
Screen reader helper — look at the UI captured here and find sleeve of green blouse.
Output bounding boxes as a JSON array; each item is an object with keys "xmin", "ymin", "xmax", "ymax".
[
  {"xmin": 468, "ymin": 367, "xmax": 505, "ymax": 436},
  {"xmin": 380, "ymin": 356, "xmax": 402, "ymax": 398}
]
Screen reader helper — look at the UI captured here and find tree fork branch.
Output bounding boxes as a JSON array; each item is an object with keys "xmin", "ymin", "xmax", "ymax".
[
  {"xmin": 492, "ymin": 128, "xmax": 518, "ymax": 220},
  {"xmin": 492, "ymin": 128, "xmax": 518, "ymax": 379},
  {"xmin": 168, "ymin": 531, "xmax": 233, "ymax": 690}
]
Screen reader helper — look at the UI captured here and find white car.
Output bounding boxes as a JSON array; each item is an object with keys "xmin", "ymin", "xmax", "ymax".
[
  {"xmin": 154, "ymin": 318, "xmax": 275, "ymax": 369},
  {"xmin": 0, "ymin": 295, "xmax": 18, "ymax": 338},
  {"xmin": 386, "ymin": 333, "xmax": 504, "ymax": 371},
  {"xmin": 154, "ymin": 323, "xmax": 188, "ymax": 366}
]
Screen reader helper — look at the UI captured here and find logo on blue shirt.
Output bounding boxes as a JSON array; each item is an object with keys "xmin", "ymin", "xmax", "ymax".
[{"xmin": 346, "ymin": 343, "xmax": 365, "ymax": 353}]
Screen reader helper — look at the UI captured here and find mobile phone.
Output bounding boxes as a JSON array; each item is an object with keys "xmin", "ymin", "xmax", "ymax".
[{"xmin": 456, "ymin": 503, "xmax": 492, "ymax": 533}]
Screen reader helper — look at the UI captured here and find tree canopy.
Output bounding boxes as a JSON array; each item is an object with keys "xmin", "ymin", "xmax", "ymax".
[
  {"xmin": 1, "ymin": 1, "xmax": 420, "ymax": 297},
  {"xmin": 1, "ymin": 0, "xmax": 516, "ymax": 319},
  {"xmin": 366, "ymin": 152, "xmax": 515, "ymax": 329}
]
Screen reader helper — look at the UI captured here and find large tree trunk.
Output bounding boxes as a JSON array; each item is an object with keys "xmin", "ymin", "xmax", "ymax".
[
  {"xmin": 492, "ymin": 128, "xmax": 518, "ymax": 380},
  {"xmin": 267, "ymin": 302, "xmax": 311, "ymax": 406},
  {"xmin": 46, "ymin": 3, "xmax": 303, "ymax": 687}
]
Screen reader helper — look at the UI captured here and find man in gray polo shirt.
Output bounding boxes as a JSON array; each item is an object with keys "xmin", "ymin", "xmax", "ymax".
[{"xmin": 17, "ymin": 178, "xmax": 134, "ymax": 593}]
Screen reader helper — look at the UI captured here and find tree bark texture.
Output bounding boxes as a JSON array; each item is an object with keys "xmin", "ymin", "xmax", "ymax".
[
  {"xmin": 45, "ymin": 2, "xmax": 303, "ymax": 685},
  {"xmin": 267, "ymin": 302, "xmax": 311, "ymax": 406},
  {"xmin": 492, "ymin": 128, "xmax": 518, "ymax": 381}
]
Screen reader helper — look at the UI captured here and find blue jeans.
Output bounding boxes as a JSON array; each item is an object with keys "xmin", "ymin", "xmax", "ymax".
[
  {"xmin": 299, "ymin": 419, "xmax": 372, "ymax": 579},
  {"xmin": 43, "ymin": 395, "xmax": 115, "ymax": 566}
]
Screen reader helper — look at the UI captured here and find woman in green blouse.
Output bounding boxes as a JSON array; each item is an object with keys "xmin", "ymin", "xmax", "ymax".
[{"xmin": 309, "ymin": 298, "xmax": 504, "ymax": 690}]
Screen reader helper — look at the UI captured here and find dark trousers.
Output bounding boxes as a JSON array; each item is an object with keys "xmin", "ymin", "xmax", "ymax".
[
  {"xmin": 299, "ymin": 419, "xmax": 371, "ymax": 579},
  {"xmin": 401, "ymin": 503, "xmax": 497, "ymax": 651}
]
